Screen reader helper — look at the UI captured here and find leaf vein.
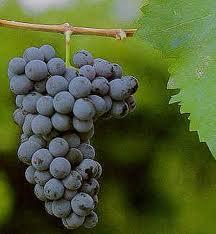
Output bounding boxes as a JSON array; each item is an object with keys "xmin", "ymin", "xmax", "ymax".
[{"xmin": 160, "ymin": 14, "xmax": 213, "ymax": 33}]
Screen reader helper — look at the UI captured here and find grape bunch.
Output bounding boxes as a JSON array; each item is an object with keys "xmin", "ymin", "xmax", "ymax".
[{"xmin": 8, "ymin": 45, "xmax": 138, "ymax": 229}]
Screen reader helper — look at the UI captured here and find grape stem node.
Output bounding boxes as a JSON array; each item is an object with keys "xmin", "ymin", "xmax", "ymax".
[{"xmin": 0, "ymin": 19, "xmax": 137, "ymax": 39}]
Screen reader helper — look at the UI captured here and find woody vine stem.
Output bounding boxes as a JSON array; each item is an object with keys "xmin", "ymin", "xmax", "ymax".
[{"xmin": 0, "ymin": 19, "xmax": 137, "ymax": 67}]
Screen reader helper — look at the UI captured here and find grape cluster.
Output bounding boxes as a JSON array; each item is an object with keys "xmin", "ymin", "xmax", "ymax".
[{"xmin": 8, "ymin": 45, "xmax": 138, "ymax": 229}]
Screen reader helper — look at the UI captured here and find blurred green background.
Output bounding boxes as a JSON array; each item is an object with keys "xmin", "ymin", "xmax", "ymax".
[{"xmin": 0, "ymin": 1, "xmax": 215, "ymax": 233}]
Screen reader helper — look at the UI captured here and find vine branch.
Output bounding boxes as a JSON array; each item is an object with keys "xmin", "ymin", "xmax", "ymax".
[{"xmin": 0, "ymin": 19, "xmax": 137, "ymax": 40}]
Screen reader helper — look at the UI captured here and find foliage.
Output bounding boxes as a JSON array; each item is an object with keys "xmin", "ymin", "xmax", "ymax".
[
  {"xmin": 0, "ymin": 173, "xmax": 13, "ymax": 226},
  {"xmin": 138, "ymin": 0, "xmax": 216, "ymax": 158}
]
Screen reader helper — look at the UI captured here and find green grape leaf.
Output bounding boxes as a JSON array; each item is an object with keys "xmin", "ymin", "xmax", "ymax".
[{"xmin": 138, "ymin": 0, "xmax": 216, "ymax": 157}]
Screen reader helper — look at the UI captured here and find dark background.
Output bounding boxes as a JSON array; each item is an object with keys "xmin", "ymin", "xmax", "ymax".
[{"xmin": 0, "ymin": 1, "xmax": 215, "ymax": 233}]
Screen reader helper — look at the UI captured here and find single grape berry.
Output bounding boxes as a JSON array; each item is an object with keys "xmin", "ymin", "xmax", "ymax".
[
  {"xmin": 22, "ymin": 114, "xmax": 35, "ymax": 135},
  {"xmin": 65, "ymin": 148, "xmax": 83, "ymax": 166},
  {"xmin": 71, "ymin": 193, "xmax": 94, "ymax": 217},
  {"xmin": 53, "ymin": 91, "xmax": 75, "ymax": 114},
  {"xmin": 73, "ymin": 98, "xmax": 96, "ymax": 121},
  {"xmin": 88, "ymin": 95, "xmax": 106, "ymax": 116},
  {"xmin": 79, "ymin": 65, "xmax": 96, "ymax": 81},
  {"xmin": 83, "ymin": 211, "xmax": 98, "ymax": 229},
  {"xmin": 25, "ymin": 166, "xmax": 36, "ymax": 184},
  {"xmin": 45, "ymin": 201, "xmax": 54, "ymax": 216},
  {"xmin": 69, "ymin": 76, "xmax": 91, "ymax": 99},
  {"xmin": 94, "ymin": 60, "xmax": 113, "ymax": 78},
  {"xmin": 64, "ymin": 67, "xmax": 78, "ymax": 82},
  {"xmin": 48, "ymin": 137, "xmax": 69, "ymax": 157},
  {"xmin": 52, "ymin": 199, "xmax": 71, "ymax": 218},
  {"xmin": 47, "ymin": 58, "xmax": 66, "ymax": 76},
  {"xmin": 112, "ymin": 63, "xmax": 122, "ymax": 79},
  {"xmin": 73, "ymin": 117, "xmax": 93, "ymax": 133},
  {"xmin": 50, "ymin": 157, "xmax": 71, "ymax": 179},
  {"xmin": 51, "ymin": 113, "xmax": 72, "ymax": 132},
  {"xmin": 81, "ymin": 178, "xmax": 99, "ymax": 196},
  {"xmin": 122, "ymin": 76, "xmax": 139, "ymax": 95},
  {"xmin": 46, "ymin": 75, "xmax": 68, "ymax": 97},
  {"xmin": 78, "ymin": 143, "xmax": 95, "ymax": 159},
  {"xmin": 29, "ymin": 135, "xmax": 46, "ymax": 147},
  {"xmin": 36, "ymin": 96, "xmax": 54, "ymax": 116},
  {"xmin": 39, "ymin": 45, "xmax": 56, "ymax": 62},
  {"xmin": 91, "ymin": 77, "xmax": 109, "ymax": 96},
  {"xmin": 62, "ymin": 171, "xmax": 82, "ymax": 191},
  {"xmin": 10, "ymin": 74, "xmax": 33, "ymax": 95},
  {"xmin": 62, "ymin": 133, "xmax": 80, "ymax": 148},
  {"xmin": 31, "ymin": 115, "xmax": 52, "ymax": 135},
  {"xmin": 25, "ymin": 60, "xmax": 48, "ymax": 81},
  {"xmin": 73, "ymin": 50, "xmax": 94, "ymax": 68},
  {"xmin": 34, "ymin": 184, "xmax": 46, "ymax": 201},
  {"xmin": 34, "ymin": 170, "xmax": 52, "ymax": 186},
  {"xmin": 23, "ymin": 47, "xmax": 44, "ymax": 62},
  {"xmin": 44, "ymin": 178, "xmax": 65, "ymax": 200},
  {"xmin": 109, "ymin": 79, "xmax": 128, "ymax": 100},
  {"xmin": 8, "ymin": 57, "xmax": 26, "ymax": 75},
  {"xmin": 76, "ymin": 159, "xmax": 101, "ymax": 180},
  {"xmin": 111, "ymin": 101, "xmax": 129, "ymax": 119},
  {"xmin": 32, "ymin": 149, "xmax": 53, "ymax": 171},
  {"xmin": 15, "ymin": 95, "xmax": 24, "ymax": 108},
  {"xmin": 13, "ymin": 108, "xmax": 27, "ymax": 127},
  {"xmin": 62, "ymin": 212, "xmax": 85, "ymax": 229}
]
